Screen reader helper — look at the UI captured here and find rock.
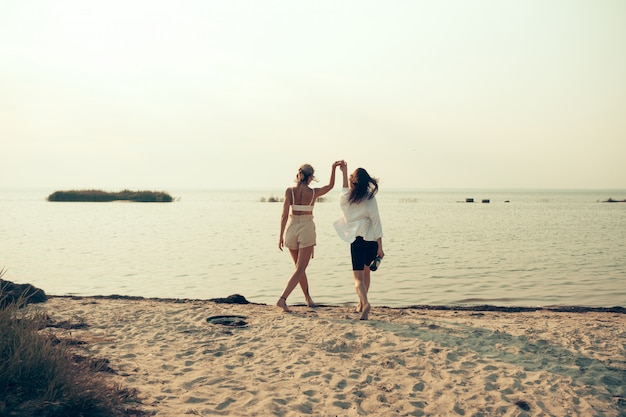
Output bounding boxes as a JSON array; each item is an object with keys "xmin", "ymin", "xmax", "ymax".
[
  {"xmin": 208, "ymin": 294, "xmax": 249, "ymax": 304},
  {"xmin": 0, "ymin": 279, "xmax": 47, "ymax": 308}
]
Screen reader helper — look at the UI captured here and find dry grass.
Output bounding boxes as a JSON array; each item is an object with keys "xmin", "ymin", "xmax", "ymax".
[{"xmin": 0, "ymin": 271, "xmax": 146, "ymax": 416}]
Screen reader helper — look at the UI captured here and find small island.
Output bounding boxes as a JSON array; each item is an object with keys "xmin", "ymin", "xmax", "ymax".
[{"xmin": 47, "ymin": 189, "xmax": 174, "ymax": 203}]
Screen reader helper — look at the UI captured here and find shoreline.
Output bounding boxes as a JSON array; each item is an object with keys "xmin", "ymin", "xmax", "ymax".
[
  {"xmin": 49, "ymin": 294, "xmax": 626, "ymax": 314},
  {"xmin": 37, "ymin": 295, "xmax": 626, "ymax": 416}
]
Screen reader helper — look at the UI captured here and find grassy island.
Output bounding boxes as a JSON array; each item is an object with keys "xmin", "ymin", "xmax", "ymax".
[{"xmin": 48, "ymin": 189, "xmax": 174, "ymax": 203}]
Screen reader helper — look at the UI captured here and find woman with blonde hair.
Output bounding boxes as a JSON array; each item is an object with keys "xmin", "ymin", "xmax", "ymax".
[
  {"xmin": 277, "ymin": 161, "xmax": 343, "ymax": 312},
  {"xmin": 334, "ymin": 163, "xmax": 384, "ymax": 320}
]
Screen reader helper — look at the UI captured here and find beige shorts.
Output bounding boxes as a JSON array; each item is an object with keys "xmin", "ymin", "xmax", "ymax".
[{"xmin": 284, "ymin": 215, "xmax": 316, "ymax": 250}]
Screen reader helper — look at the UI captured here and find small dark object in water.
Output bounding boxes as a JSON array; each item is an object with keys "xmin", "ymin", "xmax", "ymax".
[
  {"xmin": 515, "ymin": 400, "xmax": 531, "ymax": 411},
  {"xmin": 206, "ymin": 315, "xmax": 248, "ymax": 327}
]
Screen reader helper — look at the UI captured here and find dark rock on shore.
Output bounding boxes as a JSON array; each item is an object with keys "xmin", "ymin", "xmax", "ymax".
[
  {"xmin": 208, "ymin": 294, "xmax": 250, "ymax": 304},
  {"xmin": 0, "ymin": 279, "xmax": 47, "ymax": 308}
]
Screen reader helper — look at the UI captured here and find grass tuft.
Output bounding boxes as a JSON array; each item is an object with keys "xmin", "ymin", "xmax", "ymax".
[{"xmin": 0, "ymin": 270, "xmax": 146, "ymax": 416}]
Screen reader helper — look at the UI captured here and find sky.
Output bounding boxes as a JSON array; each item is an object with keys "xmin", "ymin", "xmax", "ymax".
[{"xmin": 1, "ymin": 0, "xmax": 625, "ymax": 190}]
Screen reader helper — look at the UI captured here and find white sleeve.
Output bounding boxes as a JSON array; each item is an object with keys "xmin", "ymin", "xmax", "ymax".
[{"xmin": 368, "ymin": 197, "xmax": 383, "ymax": 239}]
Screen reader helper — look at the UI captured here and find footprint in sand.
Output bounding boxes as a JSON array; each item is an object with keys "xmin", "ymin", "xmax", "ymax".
[
  {"xmin": 300, "ymin": 371, "xmax": 321, "ymax": 379},
  {"xmin": 216, "ymin": 397, "xmax": 236, "ymax": 410},
  {"xmin": 335, "ymin": 379, "xmax": 348, "ymax": 390}
]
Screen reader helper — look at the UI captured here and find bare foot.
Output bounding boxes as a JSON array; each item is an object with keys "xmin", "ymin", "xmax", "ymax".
[
  {"xmin": 359, "ymin": 303, "xmax": 371, "ymax": 320},
  {"xmin": 306, "ymin": 297, "xmax": 317, "ymax": 308},
  {"xmin": 277, "ymin": 297, "xmax": 290, "ymax": 313},
  {"xmin": 356, "ymin": 302, "xmax": 363, "ymax": 313}
]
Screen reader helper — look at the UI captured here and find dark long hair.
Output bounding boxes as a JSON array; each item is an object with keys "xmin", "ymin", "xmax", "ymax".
[{"xmin": 348, "ymin": 168, "xmax": 379, "ymax": 204}]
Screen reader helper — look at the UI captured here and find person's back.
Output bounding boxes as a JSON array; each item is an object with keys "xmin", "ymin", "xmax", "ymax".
[
  {"xmin": 277, "ymin": 161, "xmax": 342, "ymax": 312},
  {"xmin": 336, "ymin": 187, "xmax": 382, "ymax": 244},
  {"xmin": 334, "ymin": 164, "xmax": 384, "ymax": 320},
  {"xmin": 290, "ymin": 186, "xmax": 315, "ymax": 214}
]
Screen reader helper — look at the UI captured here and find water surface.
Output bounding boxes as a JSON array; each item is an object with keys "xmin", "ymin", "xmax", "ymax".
[{"xmin": 2, "ymin": 189, "xmax": 624, "ymax": 307}]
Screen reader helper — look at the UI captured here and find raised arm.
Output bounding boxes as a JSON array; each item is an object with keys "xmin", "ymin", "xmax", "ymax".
[
  {"xmin": 314, "ymin": 160, "xmax": 343, "ymax": 197},
  {"xmin": 340, "ymin": 161, "xmax": 348, "ymax": 188}
]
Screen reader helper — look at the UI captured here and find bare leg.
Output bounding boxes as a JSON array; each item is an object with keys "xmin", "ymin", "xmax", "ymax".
[
  {"xmin": 356, "ymin": 266, "xmax": 371, "ymax": 312},
  {"xmin": 277, "ymin": 246, "xmax": 314, "ymax": 312},
  {"xmin": 353, "ymin": 270, "xmax": 371, "ymax": 320},
  {"xmin": 289, "ymin": 249, "xmax": 315, "ymax": 307}
]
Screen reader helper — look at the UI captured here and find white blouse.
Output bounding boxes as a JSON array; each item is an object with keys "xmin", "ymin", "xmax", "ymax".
[{"xmin": 334, "ymin": 188, "xmax": 383, "ymax": 243}]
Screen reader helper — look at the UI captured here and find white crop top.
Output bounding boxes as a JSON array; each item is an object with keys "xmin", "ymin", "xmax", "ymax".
[{"xmin": 291, "ymin": 187, "xmax": 315, "ymax": 212}]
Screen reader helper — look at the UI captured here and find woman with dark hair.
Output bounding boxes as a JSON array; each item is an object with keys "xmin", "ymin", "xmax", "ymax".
[
  {"xmin": 334, "ymin": 163, "xmax": 384, "ymax": 320},
  {"xmin": 277, "ymin": 161, "xmax": 343, "ymax": 312}
]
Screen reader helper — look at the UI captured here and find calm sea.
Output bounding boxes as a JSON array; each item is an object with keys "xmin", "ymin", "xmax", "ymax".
[{"xmin": 1, "ymin": 189, "xmax": 625, "ymax": 308}]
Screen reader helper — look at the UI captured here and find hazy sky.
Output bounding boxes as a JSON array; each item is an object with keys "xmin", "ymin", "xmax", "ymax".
[{"xmin": 1, "ymin": 0, "xmax": 625, "ymax": 190}]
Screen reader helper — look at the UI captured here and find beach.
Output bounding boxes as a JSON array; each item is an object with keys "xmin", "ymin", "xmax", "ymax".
[{"xmin": 39, "ymin": 296, "xmax": 625, "ymax": 416}]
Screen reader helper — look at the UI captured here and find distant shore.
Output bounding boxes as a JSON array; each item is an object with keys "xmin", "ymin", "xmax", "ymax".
[
  {"xmin": 37, "ymin": 295, "xmax": 626, "ymax": 416},
  {"xmin": 47, "ymin": 189, "xmax": 174, "ymax": 202}
]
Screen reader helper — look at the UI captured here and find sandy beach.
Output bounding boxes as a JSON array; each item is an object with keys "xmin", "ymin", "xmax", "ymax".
[{"xmin": 37, "ymin": 296, "xmax": 625, "ymax": 416}]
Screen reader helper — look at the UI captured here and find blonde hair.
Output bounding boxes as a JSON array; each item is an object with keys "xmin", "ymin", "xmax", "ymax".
[{"xmin": 295, "ymin": 164, "xmax": 316, "ymax": 184}]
